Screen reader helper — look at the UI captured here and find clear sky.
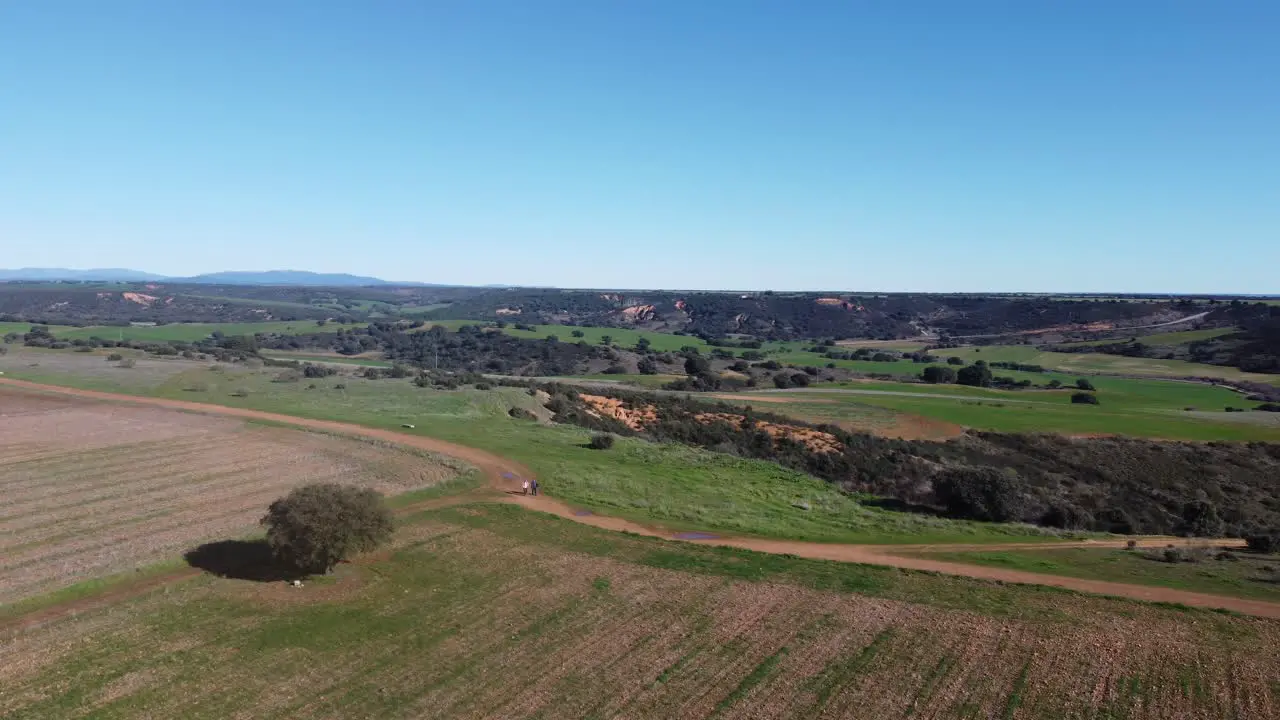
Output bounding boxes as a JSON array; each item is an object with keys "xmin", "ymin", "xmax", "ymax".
[{"xmin": 2, "ymin": 2, "xmax": 1277, "ymax": 293}]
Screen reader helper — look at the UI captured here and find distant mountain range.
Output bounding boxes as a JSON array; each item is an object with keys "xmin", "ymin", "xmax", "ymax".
[{"xmin": 0, "ymin": 268, "xmax": 433, "ymax": 286}]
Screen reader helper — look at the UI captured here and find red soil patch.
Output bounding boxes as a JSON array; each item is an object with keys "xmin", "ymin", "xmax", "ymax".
[
  {"xmin": 579, "ymin": 394, "xmax": 658, "ymax": 431},
  {"xmin": 696, "ymin": 412, "xmax": 843, "ymax": 453}
]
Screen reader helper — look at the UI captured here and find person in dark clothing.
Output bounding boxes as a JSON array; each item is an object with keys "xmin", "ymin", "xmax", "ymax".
[{"xmin": 531, "ymin": 479, "xmax": 539, "ymax": 496}]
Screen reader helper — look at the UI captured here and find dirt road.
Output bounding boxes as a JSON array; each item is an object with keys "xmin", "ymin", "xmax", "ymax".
[{"xmin": 3, "ymin": 377, "xmax": 1278, "ymax": 620}]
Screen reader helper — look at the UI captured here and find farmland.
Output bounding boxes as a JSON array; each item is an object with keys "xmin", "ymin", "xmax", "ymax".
[
  {"xmin": 3, "ymin": 503, "xmax": 1277, "ymax": 719},
  {"xmin": 2, "ymin": 349, "xmax": 1279, "ymax": 718},
  {"xmin": 0, "ymin": 349, "xmax": 1051, "ymax": 544},
  {"xmin": 0, "ymin": 386, "xmax": 472, "ymax": 604},
  {"xmin": 1058, "ymin": 327, "xmax": 1237, "ymax": 347},
  {"xmin": 731, "ymin": 379, "xmax": 1280, "ymax": 442}
]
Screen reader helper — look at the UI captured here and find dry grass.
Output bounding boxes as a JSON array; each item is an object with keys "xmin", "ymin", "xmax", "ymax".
[{"xmin": 0, "ymin": 388, "xmax": 468, "ymax": 603}]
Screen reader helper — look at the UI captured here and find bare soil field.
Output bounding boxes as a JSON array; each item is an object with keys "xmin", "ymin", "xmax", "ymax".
[
  {"xmin": 0, "ymin": 387, "xmax": 469, "ymax": 603},
  {"xmin": 2, "ymin": 506, "xmax": 1277, "ymax": 719}
]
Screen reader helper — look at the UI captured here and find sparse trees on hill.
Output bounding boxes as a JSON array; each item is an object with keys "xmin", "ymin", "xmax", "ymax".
[{"xmin": 261, "ymin": 484, "xmax": 393, "ymax": 574}]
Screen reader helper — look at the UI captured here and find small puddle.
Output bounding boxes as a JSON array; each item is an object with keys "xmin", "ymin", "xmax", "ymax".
[
  {"xmin": 573, "ymin": 509, "xmax": 593, "ymax": 517},
  {"xmin": 673, "ymin": 532, "xmax": 719, "ymax": 540}
]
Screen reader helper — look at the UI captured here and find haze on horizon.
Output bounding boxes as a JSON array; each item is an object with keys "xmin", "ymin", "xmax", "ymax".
[{"xmin": 1, "ymin": 2, "xmax": 1277, "ymax": 294}]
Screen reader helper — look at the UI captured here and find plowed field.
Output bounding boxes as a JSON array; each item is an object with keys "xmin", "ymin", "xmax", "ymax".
[
  {"xmin": 3, "ymin": 505, "xmax": 1277, "ymax": 719},
  {"xmin": 0, "ymin": 388, "xmax": 468, "ymax": 603}
]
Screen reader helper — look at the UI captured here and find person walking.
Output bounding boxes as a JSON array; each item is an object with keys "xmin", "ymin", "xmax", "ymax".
[
  {"xmin": 531, "ymin": 479, "xmax": 539, "ymax": 496},
  {"xmin": 521, "ymin": 479, "xmax": 530, "ymax": 495}
]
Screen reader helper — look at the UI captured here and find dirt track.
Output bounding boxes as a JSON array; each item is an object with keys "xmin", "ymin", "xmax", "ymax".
[{"xmin": 3, "ymin": 377, "xmax": 1278, "ymax": 620}]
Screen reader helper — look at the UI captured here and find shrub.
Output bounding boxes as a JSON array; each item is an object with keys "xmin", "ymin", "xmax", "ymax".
[
  {"xmin": 1179, "ymin": 500, "xmax": 1224, "ymax": 537},
  {"xmin": 773, "ymin": 373, "xmax": 792, "ymax": 389},
  {"xmin": 1075, "ymin": 378, "xmax": 1096, "ymax": 391},
  {"xmin": 921, "ymin": 366, "xmax": 957, "ymax": 384},
  {"xmin": 261, "ymin": 484, "xmax": 393, "ymax": 574},
  {"xmin": 106, "ymin": 353, "xmax": 124, "ymax": 361},
  {"xmin": 508, "ymin": 407, "xmax": 538, "ymax": 421},
  {"xmin": 1257, "ymin": 403, "xmax": 1280, "ymax": 412},
  {"xmin": 1244, "ymin": 533, "xmax": 1278, "ymax": 553},
  {"xmin": 303, "ymin": 364, "xmax": 337, "ymax": 378},
  {"xmin": 956, "ymin": 362, "xmax": 993, "ymax": 388},
  {"xmin": 118, "ymin": 358, "xmax": 136, "ymax": 368},
  {"xmin": 932, "ymin": 466, "xmax": 1026, "ymax": 522},
  {"xmin": 684, "ymin": 354, "xmax": 710, "ymax": 375},
  {"xmin": 947, "ymin": 356, "xmax": 964, "ymax": 365},
  {"xmin": 790, "ymin": 372, "xmax": 811, "ymax": 387},
  {"xmin": 1071, "ymin": 392, "xmax": 1100, "ymax": 405},
  {"xmin": 602, "ymin": 363, "xmax": 629, "ymax": 375},
  {"xmin": 588, "ymin": 433, "xmax": 615, "ymax": 450}
]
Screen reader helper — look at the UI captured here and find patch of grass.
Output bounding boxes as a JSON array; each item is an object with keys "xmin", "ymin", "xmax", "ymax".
[
  {"xmin": 1060, "ymin": 327, "xmax": 1236, "ymax": 347},
  {"xmin": 908, "ymin": 546, "xmax": 1280, "ymax": 602},
  {"xmin": 260, "ymin": 351, "xmax": 392, "ymax": 367}
]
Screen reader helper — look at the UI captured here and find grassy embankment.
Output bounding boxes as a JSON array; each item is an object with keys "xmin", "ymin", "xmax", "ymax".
[{"xmin": 900, "ymin": 545, "xmax": 1280, "ymax": 603}]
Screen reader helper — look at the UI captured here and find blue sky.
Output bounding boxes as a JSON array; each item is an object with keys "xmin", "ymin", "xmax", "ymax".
[{"xmin": 2, "ymin": 2, "xmax": 1277, "ymax": 292}]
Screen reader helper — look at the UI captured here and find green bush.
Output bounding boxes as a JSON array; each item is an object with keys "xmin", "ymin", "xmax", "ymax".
[
  {"xmin": 588, "ymin": 433, "xmax": 615, "ymax": 450},
  {"xmin": 1244, "ymin": 533, "xmax": 1278, "ymax": 553},
  {"xmin": 261, "ymin": 484, "xmax": 393, "ymax": 574},
  {"xmin": 921, "ymin": 366, "xmax": 957, "ymax": 384},
  {"xmin": 932, "ymin": 466, "xmax": 1026, "ymax": 522},
  {"xmin": 106, "ymin": 353, "xmax": 124, "ymax": 361}
]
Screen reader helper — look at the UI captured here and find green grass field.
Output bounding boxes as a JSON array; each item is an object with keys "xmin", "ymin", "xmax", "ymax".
[
  {"xmin": 6, "ymin": 503, "xmax": 1271, "ymax": 719},
  {"xmin": 1059, "ymin": 327, "xmax": 1237, "ymax": 347},
  {"xmin": 906, "ymin": 545, "xmax": 1280, "ymax": 603},
  {"xmin": 749, "ymin": 381, "xmax": 1280, "ymax": 442},
  {"xmin": 495, "ymin": 323, "xmax": 710, "ymax": 351},
  {"xmin": 260, "ymin": 351, "xmax": 393, "ymax": 367},
  {"xmin": 52, "ymin": 320, "xmax": 346, "ymax": 343}
]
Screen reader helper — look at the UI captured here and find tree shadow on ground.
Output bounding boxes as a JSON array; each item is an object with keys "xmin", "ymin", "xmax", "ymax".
[
  {"xmin": 860, "ymin": 496, "xmax": 947, "ymax": 518},
  {"xmin": 184, "ymin": 539, "xmax": 306, "ymax": 582}
]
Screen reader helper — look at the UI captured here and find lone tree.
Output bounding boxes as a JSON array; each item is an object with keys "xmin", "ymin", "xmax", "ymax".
[
  {"xmin": 261, "ymin": 484, "xmax": 393, "ymax": 574},
  {"xmin": 1075, "ymin": 378, "xmax": 1096, "ymax": 391}
]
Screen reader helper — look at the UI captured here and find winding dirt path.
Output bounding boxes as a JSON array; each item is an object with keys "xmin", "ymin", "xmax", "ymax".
[{"xmin": 3, "ymin": 377, "xmax": 1278, "ymax": 621}]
